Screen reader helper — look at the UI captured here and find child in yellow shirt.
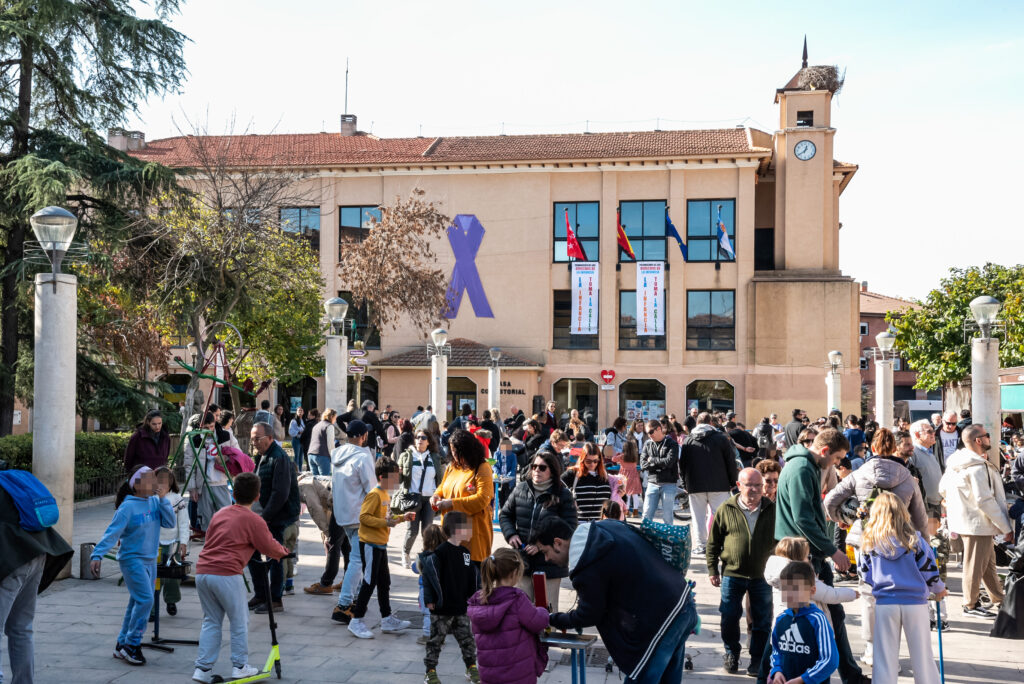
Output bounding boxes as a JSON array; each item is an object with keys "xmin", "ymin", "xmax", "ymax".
[{"xmin": 348, "ymin": 456, "xmax": 415, "ymax": 639}]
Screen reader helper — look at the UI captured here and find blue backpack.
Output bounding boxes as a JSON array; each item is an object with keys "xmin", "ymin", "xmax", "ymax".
[{"xmin": 0, "ymin": 470, "xmax": 59, "ymax": 531}]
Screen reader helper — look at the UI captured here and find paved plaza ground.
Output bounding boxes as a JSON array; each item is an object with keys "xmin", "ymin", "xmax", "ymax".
[{"xmin": 6, "ymin": 498, "xmax": 1022, "ymax": 684}]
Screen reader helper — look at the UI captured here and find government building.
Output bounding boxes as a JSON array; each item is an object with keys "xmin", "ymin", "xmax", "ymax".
[{"xmin": 129, "ymin": 58, "xmax": 860, "ymax": 427}]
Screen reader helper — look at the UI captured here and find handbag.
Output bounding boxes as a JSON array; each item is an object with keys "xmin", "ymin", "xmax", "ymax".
[{"xmin": 394, "ymin": 456, "xmax": 430, "ymax": 512}]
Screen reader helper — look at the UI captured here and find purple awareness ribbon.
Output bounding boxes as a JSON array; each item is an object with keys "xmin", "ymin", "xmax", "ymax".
[{"xmin": 442, "ymin": 214, "xmax": 494, "ymax": 318}]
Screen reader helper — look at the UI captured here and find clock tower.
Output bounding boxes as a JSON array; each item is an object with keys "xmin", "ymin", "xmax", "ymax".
[{"xmin": 772, "ymin": 39, "xmax": 845, "ymax": 272}]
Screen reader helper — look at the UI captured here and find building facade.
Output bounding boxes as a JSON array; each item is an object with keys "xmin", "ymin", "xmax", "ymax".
[{"xmin": 131, "ymin": 61, "xmax": 860, "ymax": 427}]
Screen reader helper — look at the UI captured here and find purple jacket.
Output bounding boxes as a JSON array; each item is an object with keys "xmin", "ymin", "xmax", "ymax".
[
  {"xmin": 124, "ymin": 426, "xmax": 171, "ymax": 473},
  {"xmin": 467, "ymin": 586, "xmax": 549, "ymax": 684}
]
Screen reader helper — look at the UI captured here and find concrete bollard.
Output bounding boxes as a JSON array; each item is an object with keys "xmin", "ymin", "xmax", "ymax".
[{"xmin": 80, "ymin": 543, "xmax": 98, "ymax": 579}]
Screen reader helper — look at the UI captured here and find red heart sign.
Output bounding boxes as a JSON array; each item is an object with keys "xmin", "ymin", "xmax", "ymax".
[{"xmin": 600, "ymin": 369, "xmax": 615, "ymax": 383}]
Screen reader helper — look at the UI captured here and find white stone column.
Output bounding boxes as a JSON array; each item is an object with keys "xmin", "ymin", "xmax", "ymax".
[
  {"xmin": 324, "ymin": 334, "xmax": 347, "ymax": 413},
  {"xmin": 487, "ymin": 364, "xmax": 500, "ymax": 414},
  {"xmin": 971, "ymin": 336, "xmax": 1000, "ymax": 461},
  {"xmin": 875, "ymin": 359, "xmax": 894, "ymax": 429},
  {"xmin": 826, "ymin": 370, "xmax": 841, "ymax": 413},
  {"xmin": 33, "ymin": 273, "xmax": 76, "ymax": 579},
  {"xmin": 431, "ymin": 354, "xmax": 448, "ymax": 422}
]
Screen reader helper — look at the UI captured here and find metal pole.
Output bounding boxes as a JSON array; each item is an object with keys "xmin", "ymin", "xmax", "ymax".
[
  {"xmin": 431, "ymin": 353, "xmax": 448, "ymax": 422},
  {"xmin": 971, "ymin": 335, "xmax": 1000, "ymax": 462},
  {"xmin": 826, "ymin": 368, "xmax": 841, "ymax": 413},
  {"xmin": 33, "ymin": 273, "xmax": 76, "ymax": 579},
  {"xmin": 875, "ymin": 358, "xmax": 894, "ymax": 429},
  {"xmin": 324, "ymin": 334, "xmax": 345, "ymax": 412},
  {"xmin": 487, "ymin": 363, "xmax": 500, "ymax": 414}
]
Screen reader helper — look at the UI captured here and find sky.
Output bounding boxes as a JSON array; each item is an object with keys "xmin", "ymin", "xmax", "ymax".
[{"xmin": 126, "ymin": 1, "xmax": 1024, "ymax": 302}]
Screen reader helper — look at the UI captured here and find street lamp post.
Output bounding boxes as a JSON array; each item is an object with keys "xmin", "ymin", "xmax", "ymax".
[
  {"xmin": 825, "ymin": 350, "xmax": 843, "ymax": 413},
  {"xmin": 31, "ymin": 206, "xmax": 78, "ymax": 579},
  {"xmin": 428, "ymin": 329, "xmax": 451, "ymax": 421},
  {"xmin": 324, "ymin": 297, "xmax": 349, "ymax": 413},
  {"xmin": 487, "ymin": 347, "xmax": 502, "ymax": 414},
  {"xmin": 969, "ymin": 295, "xmax": 1002, "ymax": 462},
  {"xmin": 869, "ymin": 331, "xmax": 898, "ymax": 429}
]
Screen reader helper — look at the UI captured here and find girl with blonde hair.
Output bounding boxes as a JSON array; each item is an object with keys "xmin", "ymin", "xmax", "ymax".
[{"xmin": 858, "ymin": 492, "xmax": 947, "ymax": 684}]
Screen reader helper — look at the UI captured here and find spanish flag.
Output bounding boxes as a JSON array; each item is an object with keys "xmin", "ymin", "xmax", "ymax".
[
  {"xmin": 565, "ymin": 208, "xmax": 588, "ymax": 261},
  {"xmin": 616, "ymin": 207, "xmax": 636, "ymax": 260}
]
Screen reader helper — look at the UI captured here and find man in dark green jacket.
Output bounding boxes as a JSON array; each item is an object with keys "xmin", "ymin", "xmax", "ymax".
[
  {"xmin": 775, "ymin": 428, "xmax": 869, "ymax": 684},
  {"xmin": 707, "ymin": 468, "xmax": 776, "ymax": 676}
]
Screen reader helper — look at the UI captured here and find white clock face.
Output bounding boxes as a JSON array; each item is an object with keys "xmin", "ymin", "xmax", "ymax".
[{"xmin": 794, "ymin": 140, "xmax": 816, "ymax": 161}]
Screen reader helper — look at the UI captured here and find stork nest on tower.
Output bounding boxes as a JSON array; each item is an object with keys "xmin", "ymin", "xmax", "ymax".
[{"xmin": 797, "ymin": 65, "xmax": 845, "ymax": 94}]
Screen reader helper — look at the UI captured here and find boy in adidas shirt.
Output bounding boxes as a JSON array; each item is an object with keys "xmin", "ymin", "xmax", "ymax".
[{"xmin": 769, "ymin": 561, "xmax": 838, "ymax": 684}]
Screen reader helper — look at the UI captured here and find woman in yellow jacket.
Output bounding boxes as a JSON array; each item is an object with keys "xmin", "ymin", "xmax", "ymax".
[{"xmin": 430, "ymin": 429, "xmax": 494, "ymax": 567}]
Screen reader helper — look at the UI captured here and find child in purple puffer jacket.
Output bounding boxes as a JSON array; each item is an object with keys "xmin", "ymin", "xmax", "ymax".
[{"xmin": 467, "ymin": 548, "xmax": 549, "ymax": 684}]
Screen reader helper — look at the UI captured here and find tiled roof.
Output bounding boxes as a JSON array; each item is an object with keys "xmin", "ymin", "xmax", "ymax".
[
  {"xmin": 860, "ymin": 290, "xmax": 920, "ymax": 316},
  {"xmin": 129, "ymin": 128, "xmax": 771, "ymax": 169},
  {"xmin": 373, "ymin": 338, "xmax": 540, "ymax": 368}
]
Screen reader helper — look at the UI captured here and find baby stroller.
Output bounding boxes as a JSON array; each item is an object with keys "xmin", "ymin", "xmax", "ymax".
[{"xmin": 990, "ymin": 538, "xmax": 1024, "ymax": 639}]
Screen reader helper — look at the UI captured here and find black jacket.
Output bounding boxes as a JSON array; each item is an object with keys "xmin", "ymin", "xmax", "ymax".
[
  {"xmin": 480, "ymin": 420, "xmax": 502, "ymax": 453},
  {"xmin": 679, "ymin": 425, "xmax": 738, "ymax": 493},
  {"xmin": 344, "ymin": 408, "xmax": 386, "ymax": 446},
  {"xmin": 499, "ymin": 480, "xmax": 578, "ymax": 579},
  {"xmin": 640, "ymin": 436, "xmax": 679, "ymax": 484},
  {"xmin": 784, "ymin": 420, "xmax": 804, "ymax": 450},
  {"xmin": 257, "ymin": 441, "xmax": 300, "ymax": 528},
  {"xmin": 421, "ymin": 541, "xmax": 476, "ymax": 616},
  {"xmin": 504, "ymin": 410, "xmax": 526, "ymax": 432},
  {"xmin": 549, "ymin": 520, "xmax": 692, "ymax": 680},
  {"xmin": 0, "ymin": 486, "xmax": 72, "ymax": 592}
]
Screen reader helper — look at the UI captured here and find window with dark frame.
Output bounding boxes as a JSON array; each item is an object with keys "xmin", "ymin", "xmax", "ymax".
[
  {"xmin": 796, "ymin": 110, "xmax": 814, "ymax": 127},
  {"xmin": 339, "ymin": 205, "xmax": 382, "ymax": 261},
  {"xmin": 552, "ymin": 290, "xmax": 599, "ymax": 350},
  {"xmin": 619, "ymin": 290, "xmax": 666, "ymax": 350},
  {"xmin": 686, "ymin": 290, "xmax": 735, "ymax": 350},
  {"xmin": 859, "ymin": 322, "xmax": 869, "ymax": 336},
  {"xmin": 553, "ymin": 202, "xmax": 599, "ymax": 262},
  {"xmin": 337, "ymin": 290, "xmax": 381, "ymax": 349},
  {"xmin": 618, "ymin": 200, "xmax": 667, "ymax": 262},
  {"xmin": 686, "ymin": 199, "xmax": 735, "ymax": 263},
  {"xmin": 279, "ymin": 206, "xmax": 321, "ymax": 253},
  {"xmin": 860, "ymin": 357, "xmax": 868, "ymax": 370}
]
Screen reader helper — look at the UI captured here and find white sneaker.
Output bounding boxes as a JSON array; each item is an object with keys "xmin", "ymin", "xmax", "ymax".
[
  {"xmin": 192, "ymin": 668, "xmax": 214, "ymax": 684},
  {"xmin": 348, "ymin": 617, "xmax": 374, "ymax": 639},
  {"xmin": 402, "ymin": 552, "xmax": 411, "ymax": 568},
  {"xmin": 231, "ymin": 664, "xmax": 260, "ymax": 678},
  {"xmin": 381, "ymin": 614, "xmax": 412, "ymax": 633}
]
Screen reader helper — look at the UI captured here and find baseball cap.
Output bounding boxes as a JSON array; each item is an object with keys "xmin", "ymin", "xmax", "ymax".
[{"xmin": 345, "ymin": 420, "xmax": 369, "ymax": 438}]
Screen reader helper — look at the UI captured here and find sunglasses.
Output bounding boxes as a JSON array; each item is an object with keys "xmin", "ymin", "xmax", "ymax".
[
  {"xmin": 415, "ymin": 435, "xmax": 428, "ymax": 441},
  {"xmin": 944, "ymin": 422, "xmax": 956, "ymax": 426},
  {"xmin": 530, "ymin": 463, "xmax": 549, "ymax": 472},
  {"xmin": 978, "ymin": 433, "xmax": 990, "ymax": 440},
  {"xmin": 764, "ymin": 478, "xmax": 779, "ymax": 485}
]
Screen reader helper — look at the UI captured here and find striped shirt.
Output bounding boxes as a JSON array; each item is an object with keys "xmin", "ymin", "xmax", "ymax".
[{"xmin": 562, "ymin": 471, "xmax": 612, "ymax": 521}]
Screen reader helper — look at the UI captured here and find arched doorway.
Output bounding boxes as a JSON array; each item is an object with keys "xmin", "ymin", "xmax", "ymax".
[
  {"xmin": 279, "ymin": 377, "xmax": 318, "ymax": 415},
  {"xmin": 552, "ymin": 378, "xmax": 599, "ymax": 432},
  {"xmin": 686, "ymin": 379, "xmax": 735, "ymax": 413},
  {"xmin": 619, "ymin": 379, "xmax": 666, "ymax": 422},
  {"xmin": 447, "ymin": 377, "xmax": 477, "ymax": 421}
]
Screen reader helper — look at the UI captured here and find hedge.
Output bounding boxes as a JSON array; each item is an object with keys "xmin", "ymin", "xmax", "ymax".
[{"xmin": 0, "ymin": 432, "xmax": 132, "ymax": 484}]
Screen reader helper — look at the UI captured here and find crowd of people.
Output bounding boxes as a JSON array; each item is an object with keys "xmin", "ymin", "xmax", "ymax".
[{"xmin": 2, "ymin": 396, "xmax": 1021, "ymax": 684}]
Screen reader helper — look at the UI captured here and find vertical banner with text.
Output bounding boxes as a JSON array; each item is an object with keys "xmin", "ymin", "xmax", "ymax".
[
  {"xmin": 636, "ymin": 261, "xmax": 664, "ymax": 336},
  {"xmin": 571, "ymin": 261, "xmax": 599, "ymax": 335}
]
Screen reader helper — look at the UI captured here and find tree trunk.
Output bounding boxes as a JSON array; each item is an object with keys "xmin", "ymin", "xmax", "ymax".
[{"xmin": 0, "ymin": 40, "xmax": 34, "ymax": 436}]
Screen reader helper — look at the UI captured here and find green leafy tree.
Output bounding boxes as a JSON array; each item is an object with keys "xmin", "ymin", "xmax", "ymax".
[
  {"xmin": 888, "ymin": 263, "xmax": 1024, "ymax": 391},
  {"xmin": 0, "ymin": 1, "xmax": 187, "ymax": 434},
  {"xmin": 137, "ymin": 194, "xmax": 325, "ymax": 418}
]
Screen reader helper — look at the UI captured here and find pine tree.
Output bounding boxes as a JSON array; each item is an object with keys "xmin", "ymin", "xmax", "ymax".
[{"xmin": 0, "ymin": 1, "xmax": 187, "ymax": 434}]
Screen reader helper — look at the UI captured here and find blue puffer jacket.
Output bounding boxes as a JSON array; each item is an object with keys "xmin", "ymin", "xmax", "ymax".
[{"xmin": 549, "ymin": 520, "xmax": 691, "ymax": 680}]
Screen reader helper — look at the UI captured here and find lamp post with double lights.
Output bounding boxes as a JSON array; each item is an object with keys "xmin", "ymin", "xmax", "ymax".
[
  {"xmin": 323, "ymin": 297, "xmax": 349, "ymax": 413},
  {"xmin": 30, "ymin": 206, "xmax": 79, "ymax": 578},
  {"xmin": 487, "ymin": 347, "xmax": 502, "ymax": 414},
  {"xmin": 868, "ymin": 331, "xmax": 898, "ymax": 429},
  {"xmin": 967, "ymin": 295, "xmax": 1002, "ymax": 462},
  {"xmin": 825, "ymin": 350, "xmax": 843, "ymax": 413},
  {"xmin": 428, "ymin": 329, "xmax": 451, "ymax": 421}
]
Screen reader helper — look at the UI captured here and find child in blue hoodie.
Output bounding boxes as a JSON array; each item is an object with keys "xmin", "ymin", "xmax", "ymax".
[
  {"xmin": 90, "ymin": 465, "xmax": 175, "ymax": 666},
  {"xmin": 858, "ymin": 491, "xmax": 946, "ymax": 684},
  {"xmin": 769, "ymin": 560, "xmax": 838, "ymax": 684}
]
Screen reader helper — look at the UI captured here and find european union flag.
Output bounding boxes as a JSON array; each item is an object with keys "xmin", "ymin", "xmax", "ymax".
[{"xmin": 666, "ymin": 209, "xmax": 688, "ymax": 262}]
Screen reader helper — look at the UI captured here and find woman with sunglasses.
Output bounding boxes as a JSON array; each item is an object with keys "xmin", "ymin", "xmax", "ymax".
[
  {"xmin": 561, "ymin": 442, "xmax": 613, "ymax": 522},
  {"xmin": 498, "ymin": 448, "xmax": 577, "ymax": 605},
  {"xmin": 394, "ymin": 430, "xmax": 443, "ymax": 568}
]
